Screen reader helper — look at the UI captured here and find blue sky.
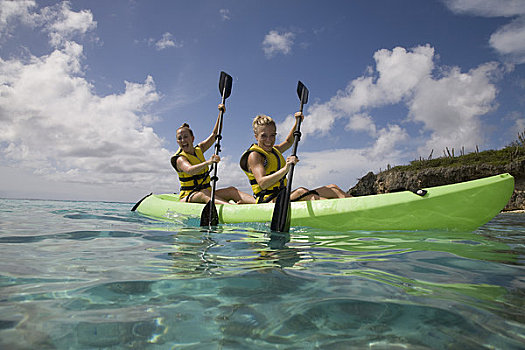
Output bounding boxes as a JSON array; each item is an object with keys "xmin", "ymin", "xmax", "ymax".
[{"xmin": 1, "ymin": 0, "xmax": 524, "ymax": 202}]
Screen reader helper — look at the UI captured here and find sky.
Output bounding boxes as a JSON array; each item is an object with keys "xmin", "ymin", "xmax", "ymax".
[{"xmin": 1, "ymin": 0, "xmax": 525, "ymax": 203}]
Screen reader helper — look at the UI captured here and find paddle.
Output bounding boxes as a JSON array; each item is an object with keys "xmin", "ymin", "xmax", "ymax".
[
  {"xmin": 270, "ymin": 81, "xmax": 309, "ymax": 233},
  {"xmin": 200, "ymin": 71, "xmax": 233, "ymax": 227}
]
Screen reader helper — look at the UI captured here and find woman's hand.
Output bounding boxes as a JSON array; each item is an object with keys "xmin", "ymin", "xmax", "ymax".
[
  {"xmin": 278, "ymin": 112, "xmax": 305, "ymax": 153},
  {"xmin": 218, "ymin": 104, "xmax": 225, "ymax": 113},
  {"xmin": 285, "ymin": 155, "xmax": 298, "ymax": 170},
  {"xmin": 209, "ymin": 154, "xmax": 220, "ymax": 164}
]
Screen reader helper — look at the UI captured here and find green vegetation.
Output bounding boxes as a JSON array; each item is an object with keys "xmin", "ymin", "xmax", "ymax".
[{"xmin": 390, "ymin": 130, "xmax": 525, "ymax": 172}]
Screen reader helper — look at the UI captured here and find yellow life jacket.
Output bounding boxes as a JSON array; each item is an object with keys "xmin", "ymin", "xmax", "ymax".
[
  {"xmin": 171, "ymin": 146, "xmax": 211, "ymax": 201},
  {"xmin": 239, "ymin": 144, "xmax": 287, "ymax": 203}
]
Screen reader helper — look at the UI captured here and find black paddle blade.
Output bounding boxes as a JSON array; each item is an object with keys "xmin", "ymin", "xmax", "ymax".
[
  {"xmin": 297, "ymin": 81, "xmax": 309, "ymax": 105},
  {"xmin": 200, "ymin": 200, "xmax": 219, "ymax": 227},
  {"xmin": 270, "ymin": 188, "xmax": 291, "ymax": 233},
  {"xmin": 219, "ymin": 71, "xmax": 233, "ymax": 99}
]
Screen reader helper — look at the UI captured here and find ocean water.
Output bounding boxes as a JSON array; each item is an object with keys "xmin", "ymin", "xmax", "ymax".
[{"xmin": 0, "ymin": 198, "xmax": 524, "ymax": 350}]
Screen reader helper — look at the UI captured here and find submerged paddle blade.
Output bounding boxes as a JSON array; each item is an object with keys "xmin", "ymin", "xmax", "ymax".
[
  {"xmin": 200, "ymin": 200, "xmax": 219, "ymax": 227},
  {"xmin": 219, "ymin": 71, "xmax": 233, "ymax": 99},
  {"xmin": 297, "ymin": 81, "xmax": 309, "ymax": 105},
  {"xmin": 270, "ymin": 189, "xmax": 291, "ymax": 233}
]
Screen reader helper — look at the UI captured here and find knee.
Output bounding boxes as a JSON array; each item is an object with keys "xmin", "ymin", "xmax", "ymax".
[
  {"xmin": 326, "ymin": 184, "xmax": 343, "ymax": 192},
  {"xmin": 221, "ymin": 186, "xmax": 237, "ymax": 194},
  {"xmin": 296, "ymin": 187, "xmax": 309, "ymax": 195}
]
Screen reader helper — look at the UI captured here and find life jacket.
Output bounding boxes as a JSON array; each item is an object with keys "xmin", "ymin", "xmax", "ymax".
[
  {"xmin": 171, "ymin": 146, "xmax": 211, "ymax": 201},
  {"xmin": 239, "ymin": 144, "xmax": 287, "ymax": 203}
]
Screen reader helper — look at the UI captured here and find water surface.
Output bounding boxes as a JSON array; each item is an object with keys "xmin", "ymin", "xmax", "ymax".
[{"xmin": 0, "ymin": 198, "xmax": 524, "ymax": 349}]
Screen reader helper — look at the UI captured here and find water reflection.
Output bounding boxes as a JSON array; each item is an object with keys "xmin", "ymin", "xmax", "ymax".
[
  {"xmin": 1, "ymin": 200, "xmax": 522, "ymax": 349},
  {"xmin": 158, "ymin": 227, "xmax": 304, "ymax": 276},
  {"xmin": 145, "ymin": 223, "xmax": 523, "ymax": 322},
  {"xmin": 295, "ymin": 228, "xmax": 518, "ymax": 264}
]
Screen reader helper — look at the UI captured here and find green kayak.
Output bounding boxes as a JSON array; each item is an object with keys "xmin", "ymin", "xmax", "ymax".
[{"xmin": 132, "ymin": 173, "xmax": 514, "ymax": 231}]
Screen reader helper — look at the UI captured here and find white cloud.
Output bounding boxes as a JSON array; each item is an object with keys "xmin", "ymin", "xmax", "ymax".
[
  {"xmin": 42, "ymin": 1, "xmax": 96, "ymax": 47},
  {"xmin": 369, "ymin": 124, "xmax": 409, "ymax": 158},
  {"xmin": 291, "ymin": 138, "xmax": 408, "ymax": 191},
  {"xmin": 346, "ymin": 113, "xmax": 377, "ymax": 136},
  {"xmin": 262, "ymin": 30, "xmax": 295, "ymax": 58},
  {"xmin": 0, "ymin": 1, "xmax": 176, "ymax": 201},
  {"xmin": 282, "ymin": 45, "xmax": 435, "ymax": 141},
  {"xmin": 489, "ymin": 17, "xmax": 525, "ymax": 64},
  {"xmin": 220, "ymin": 8, "xmax": 231, "ymax": 21},
  {"xmin": 0, "ymin": 0, "xmax": 38, "ymax": 38},
  {"xmin": 154, "ymin": 32, "xmax": 181, "ymax": 50},
  {"xmin": 409, "ymin": 62, "xmax": 500, "ymax": 153},
  {"xmin": 443, "ymin": 0, "xmax": 525, "ymax": 17},
  {"xmin": 279, "ymin": 45, "xmax": 501, "ymax": 161},
  {"xmin": 443, "ymin": 0, "xmax": 525, "ymax": 64},
  {"xmin": 0, "ymin": 44, "xmax": 172, "ymax": 184},
  {"xmin": 331, "ymin": 46, "xmax": 434, "ymax": 114},
  {"xmin": 213, "ymin": 155, "xmax": 253, "ymax": 192},
  {"xmin": 0, "ymin": 1, "xmax": 97, "ymax": 47}
]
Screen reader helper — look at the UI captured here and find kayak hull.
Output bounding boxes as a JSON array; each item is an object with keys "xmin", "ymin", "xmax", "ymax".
[{"xmin": 133, "ymin": 173, "xmax": 514, "ymax": 231}]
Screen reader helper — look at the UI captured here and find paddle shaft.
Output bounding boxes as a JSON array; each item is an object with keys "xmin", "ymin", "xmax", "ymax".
[
  {"xmin": 283, "ymin": 102, "xmax": 304, "ymax": 203},
  {"xmin": 208, "ymin": 92, "xmax": 226, "ymax": 210},
  {"xmin": 271, "ymin": 81, "xmax": 309, "ymax": 232},
  {"xmin": 201, "ymin": 71, "xmax": 232, "ymax": 227}
]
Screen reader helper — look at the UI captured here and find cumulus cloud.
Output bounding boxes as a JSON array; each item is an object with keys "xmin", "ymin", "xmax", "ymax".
[
  {"xmin": 41, "ymin": 1, "xmax": 97, "ymax": 47},
  {"xmin": 443, "ymin": 0, "xmax": 525, "ymax": 64},
  {"xmin": 292, "ymin": 133, "xmax": 409, "ymax": 191},
  {"xmin": 0, "ymin": 0, "xmax": 38, "ymax": 38},
  {"xmin": 408, "ymin": 62, "xmax": 500, "ymax": 152},
  {"xmin": 278, "ymin": 46, "xmax": 435, "ymax": 139},
  {"xmin": 0, "ymin": 1, "xmax": 175, "ymax": 200},
  {"xmin": 262, "ymin": 30, "xmax": 295, "ymax": 58},
  {"xmin": 0, "ymin": 1, "xmax": 97, "ymax": 47},
  {"xmin": 346, "ymin": 113, "xmax": 377, "ymax": 136},
  {"xmin": 278, "ymin": 45, "xmax": 501, "ymax": 163},
  {"xmin": 489, "ymin": 17, "xmax": 525, "ymax": 64},
  {"xmin": 0, "ymin": 43, "xmax": 171, "ymax": 185},
  {"xmin": 153, "ymin": 32, "xmax": 181, "ymax": 50}
]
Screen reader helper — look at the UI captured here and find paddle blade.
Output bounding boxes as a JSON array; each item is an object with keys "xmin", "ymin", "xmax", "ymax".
[
  {"xmin": 200, "ymin": 200, "xmax": 219, "ymax": 227},
  {"xmin": 297, "ymin": 81, "xmax": 309, "ymax": 105},
  {"xmin": 219, "ymin": 71, "xmax": 233, "ymax": 99},
  {"xmin": 270, "ymin": 188, "xmax": 291, "ymax": 233}
]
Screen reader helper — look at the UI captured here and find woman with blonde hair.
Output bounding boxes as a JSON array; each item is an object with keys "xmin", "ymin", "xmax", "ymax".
[{"xmin": 240, "ymin": 112, "xmax": 350, "ymax": 203}]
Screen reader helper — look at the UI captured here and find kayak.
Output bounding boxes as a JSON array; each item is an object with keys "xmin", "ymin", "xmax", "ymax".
[{"xmin": 132, "ymin": 173, "xmax": 514, "ymax": 231}]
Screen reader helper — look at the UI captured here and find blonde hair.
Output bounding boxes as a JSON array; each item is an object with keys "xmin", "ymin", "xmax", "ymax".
[
  {"xmin": 177, "ymin": 123, "xmax": 194, "ymax": 137},
  {"xmin": 252, "ymin": 115, "xmax": 276, "ymax": 134}
]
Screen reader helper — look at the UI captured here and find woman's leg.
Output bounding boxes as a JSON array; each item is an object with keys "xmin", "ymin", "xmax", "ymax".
[
  {"xmin": 290, "ymin": 187, "xmax": 320, "ymax": 201},
  {"xmin": 182, "ymin": 189, "xmax": 232, "ymax": 205},
  {"xmin": 314, "ymin": 184, "xmax": 351, "ymax": 199},
  {"xmin": 216, "ymin": 186, "xmax": 256, "ymax": 204}
]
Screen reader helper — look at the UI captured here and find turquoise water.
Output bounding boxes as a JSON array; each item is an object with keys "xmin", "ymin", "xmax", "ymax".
[{"xmin": 0, "ymin": 198, "xmax": 524, "ymax": 349}]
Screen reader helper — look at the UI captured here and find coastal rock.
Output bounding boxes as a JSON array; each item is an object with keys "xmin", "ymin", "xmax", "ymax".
[{"xmin": 348, "ymin": 161, "xmax": 525, "ymax": 211}]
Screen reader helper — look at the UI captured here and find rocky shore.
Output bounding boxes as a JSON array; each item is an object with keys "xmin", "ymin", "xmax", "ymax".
[{"xmin": 348, "ymin": 160, "xmax": 525, "ymax": 211}]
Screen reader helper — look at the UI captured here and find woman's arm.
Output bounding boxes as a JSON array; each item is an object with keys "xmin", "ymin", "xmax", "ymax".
[
  {"xmin": 198, "ymin": 104, "xmax": 225, "ymax": 152},
  {"xmin": 176, "ymin": 154, "xmax": 219, "ymax": 175},
  {"xmin": 275, "ymin": 111, "xmax": 303, "ymax": 153},
  {"xmin": 247, "ymin": 152, "xmax": 297, "ymax": 190}
]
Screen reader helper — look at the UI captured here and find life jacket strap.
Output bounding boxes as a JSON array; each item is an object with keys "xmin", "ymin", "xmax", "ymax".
[{"xmin": 255, "ymin": 187, "xmax": 284, "ymax": 204}]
